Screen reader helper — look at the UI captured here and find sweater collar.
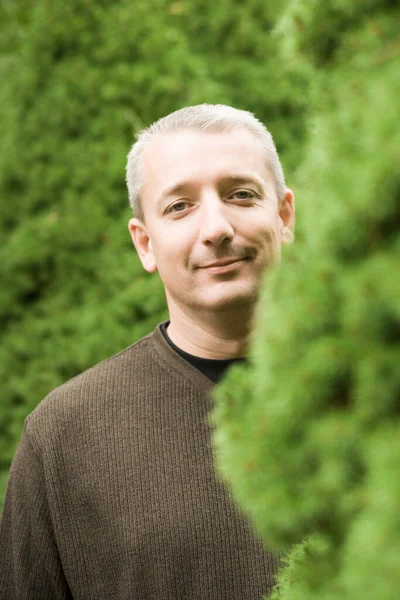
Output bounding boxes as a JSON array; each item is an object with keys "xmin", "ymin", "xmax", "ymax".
[{"xmin": 149, "ymin": 323, "xmax": 217, "ymax": 394}]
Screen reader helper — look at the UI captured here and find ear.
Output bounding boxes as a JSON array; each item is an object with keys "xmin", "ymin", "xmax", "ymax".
[
  {"xmin": 279, "ymin": 188, "xmax": 295, "ymax": 245},
  {"xmin": 128, "ymin": 218, "xmax": 158, "ymax": 273}
]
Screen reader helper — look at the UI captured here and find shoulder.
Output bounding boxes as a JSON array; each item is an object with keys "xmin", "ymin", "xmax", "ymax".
[{"xmin": 25, "ymin": 332, "xmax": 158, "ymax": 448}]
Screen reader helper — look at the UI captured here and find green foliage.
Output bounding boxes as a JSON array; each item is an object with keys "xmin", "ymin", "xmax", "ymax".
[
  {"xmin": 0, "ymin": 0, "xmax": 308, "ymax": 505},
  {"xmin": 213, "ymin": 2, "xmax": 400, "ymax": 598}
]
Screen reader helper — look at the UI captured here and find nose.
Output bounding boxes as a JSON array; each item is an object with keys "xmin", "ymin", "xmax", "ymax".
[{"xmin": 198, "ymin": 193, "xmax": 234, "ymax": 247}]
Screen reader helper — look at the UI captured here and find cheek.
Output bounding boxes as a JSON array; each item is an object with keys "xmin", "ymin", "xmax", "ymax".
[
  {"xmin": 254, "ymin": 223, "xmax": 279, "ymax": 247},
  {"xmin": 253, "ymin": 226, "xmax": 282, "ymax": 266},
  {"xmin": 151, "ymin": 237, "xmax": 191, "ymax": 271},
  {"xmin": 244, "ymin": 209, "xmax": 279, "ymax": 236}
]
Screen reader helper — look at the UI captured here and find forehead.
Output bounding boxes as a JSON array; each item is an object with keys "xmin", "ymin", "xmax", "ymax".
[{"xmin": 141, "ymin": 128, "xmax": 271, "ymax": 201}]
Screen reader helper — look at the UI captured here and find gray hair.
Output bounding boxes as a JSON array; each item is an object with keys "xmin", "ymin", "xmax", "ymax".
[{"xmin": 126, "ymin": 104, "xmax": 286, "ymax": 221}]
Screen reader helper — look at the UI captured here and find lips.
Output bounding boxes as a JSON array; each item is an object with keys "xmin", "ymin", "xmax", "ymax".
[
  {"xmin": 196, "ymin": 257, "xmax": 251, "ymax": 276},
  {"xmin": 201, "ymin": 258, "xmax": 244, "ymax": 268}
]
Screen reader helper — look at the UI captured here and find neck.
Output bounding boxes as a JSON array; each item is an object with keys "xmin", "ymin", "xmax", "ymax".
[{"xmin": 166, "ymin": 302, "xmax": 255, "ymax": 360}]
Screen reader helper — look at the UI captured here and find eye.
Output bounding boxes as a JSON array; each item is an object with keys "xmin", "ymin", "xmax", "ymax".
[
  {"xmin": 230, "ymin": 189, "xmax": 257, "ymax": 200},
  {"xmin": 167, "ymin": 201, "xmax": 190, "ymax": 214}
]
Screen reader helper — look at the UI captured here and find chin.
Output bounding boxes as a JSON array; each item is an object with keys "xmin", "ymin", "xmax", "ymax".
[{"xmin": 196, "ymin": 286, "xmax": 259, "ymax": 312}]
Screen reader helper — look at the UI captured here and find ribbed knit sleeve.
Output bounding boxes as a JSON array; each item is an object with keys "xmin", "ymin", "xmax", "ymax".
[{"xmin": 0, "ymin": 425, "xmax": 72, "ymax": 600}]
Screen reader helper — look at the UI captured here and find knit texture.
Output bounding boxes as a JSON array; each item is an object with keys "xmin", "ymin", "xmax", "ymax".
[{"xmin": 0, "ymin": 324, "xmax": 280, "ymax": 599}]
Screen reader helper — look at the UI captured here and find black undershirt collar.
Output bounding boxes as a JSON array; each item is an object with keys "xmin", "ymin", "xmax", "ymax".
[{"xmin": 160, "ymin": 322, "xmax": 246, "ymax": 384}]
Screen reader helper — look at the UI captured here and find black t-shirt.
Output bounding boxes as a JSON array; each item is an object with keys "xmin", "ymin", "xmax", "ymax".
[{"xmin": 160, "ymin": 322, "xmax": 246, "ymax": 383}]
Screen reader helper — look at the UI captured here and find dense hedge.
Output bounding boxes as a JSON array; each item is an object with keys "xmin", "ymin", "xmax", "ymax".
[{"xmin": 213, "ymin": 1, "xmax": 400, "ymax": 598}]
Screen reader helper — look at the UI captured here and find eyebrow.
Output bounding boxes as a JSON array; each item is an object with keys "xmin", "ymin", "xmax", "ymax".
[
  {"xmin": 161, "ymin": 181, "xmax": 192, "ymax": 200},
  {"xmin": 221, "ymin": 174, "xmax": 266, "ymax": 190},
  {"xmin": 159, "ymin": 173, "xmax": 266, "ymax": 203}
]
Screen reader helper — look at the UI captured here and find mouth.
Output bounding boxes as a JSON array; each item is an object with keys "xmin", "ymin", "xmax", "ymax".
[
  {"xmin": 203, "ymin": 258, "xmax": 242, "ymax": 267},
  {"xmin": 200, "ymin": 257, "xmax": 249, "ymax": 274}
]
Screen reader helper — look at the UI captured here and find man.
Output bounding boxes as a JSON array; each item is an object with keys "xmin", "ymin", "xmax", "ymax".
[{"xmin": 0, "ymin": 104, "xmax": 295, "ymax": 599}]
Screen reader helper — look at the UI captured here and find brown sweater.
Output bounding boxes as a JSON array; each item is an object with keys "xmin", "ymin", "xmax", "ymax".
[{"xmin": 0, "ymin": 325, "xmax": 280, "ymax": 599}]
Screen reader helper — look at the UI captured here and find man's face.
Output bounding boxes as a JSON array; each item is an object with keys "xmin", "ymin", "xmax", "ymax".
[{"xmin": 129, "ymin": 128, "xmax": 294, "ymax": 315}]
